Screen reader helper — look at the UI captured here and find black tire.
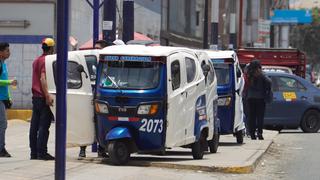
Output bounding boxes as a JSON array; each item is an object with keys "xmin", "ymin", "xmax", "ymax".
[
  {"xmin": 300, "ymin": 110, "xmax": 320, "ymax": 133},
  {"xmin": 236, "ymin": 130, "xmax": 244, "ymax": 144},
  {"xmin": 108, "ymin": 140, "xmax": 130, "ymax": 165},
  {"xmin": 208, "ymin": 131, "xmax": 220, "ymax": 153},
  {"xmin": 192, "ymin": 136, "xmax": 206, "ymax": 159}
]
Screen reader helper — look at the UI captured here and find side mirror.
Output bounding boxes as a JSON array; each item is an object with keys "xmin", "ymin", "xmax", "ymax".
[
  {"xmin": 77, "ymin": 64, "xmax": 88, "ymax": 79},
  {"xmin": 202, "ymin": 64, "xmax": 211, "ymax": 77}
]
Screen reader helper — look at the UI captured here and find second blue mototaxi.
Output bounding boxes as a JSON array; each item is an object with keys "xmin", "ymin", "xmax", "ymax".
[{"xmin": 205, "ymin": 50, "xmax": 246, "ymax": 144}]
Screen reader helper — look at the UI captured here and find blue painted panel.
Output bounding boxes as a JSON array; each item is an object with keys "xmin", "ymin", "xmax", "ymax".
[
  {"xmin": 271, "ymin": 10, "xmax": 312, "ymax": 24},
  {"xmin": 0, "ymin": 35, "xmax": 53, "ymax": 44},
  {"xmin": 106, "ymin": 127, "xmax": 132, "ymax": 140},
  {"xmin": 194, "ymin": 95, "xmax": 208, "ymax": 140}
]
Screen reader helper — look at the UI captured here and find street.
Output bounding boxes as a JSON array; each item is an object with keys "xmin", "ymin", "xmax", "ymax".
[
  {"xmin": 217, "ymin": 130, "xmax": 320, "ymax": 180},
  {"xmin": 1, "ymin": 120, "xmax": 319, "ymax": 180}
]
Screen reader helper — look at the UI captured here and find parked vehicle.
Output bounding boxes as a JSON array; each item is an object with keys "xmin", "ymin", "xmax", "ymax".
[
  {"xmin": 264, "ymin": 72, "xmax": 320, "ymax": 133},
  {"xmin": 262, "ymin": 65, "xmax": 293, "ymax": 74},
  {"xmin": 194, "ymin": 50, "xmax": 220, "ymax": 153},
  {"xmin": 237, "ymin": 48, "xmax": 306, "ymax": 78},
  {"xmin": 205, "ymin": 50, "xmax": 246, "ymax": 144},
  {"xmin": 45, "ymin": 49, "xmax": 100, "ymax": 146},
  {"xmin": 94, "ymin": 45, "xmax": 218, "ymax": 164}
]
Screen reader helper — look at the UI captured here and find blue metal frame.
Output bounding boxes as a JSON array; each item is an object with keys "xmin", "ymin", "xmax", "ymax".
[
  {"xmin": 55, "ymin": 0, "xmax": 69, "ymax": 179},
  {"xmin": 123, "ymin": 0, "xmax": 134, "ymax": 43}
]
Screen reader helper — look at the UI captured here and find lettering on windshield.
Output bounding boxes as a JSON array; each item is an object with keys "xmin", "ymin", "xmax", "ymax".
[{"xmin": 104, "ymin": 55, "xmax": 152, "ymax": 62}]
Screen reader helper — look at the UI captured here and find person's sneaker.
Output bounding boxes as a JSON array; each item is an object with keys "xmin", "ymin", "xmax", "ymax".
[
  {"xmin": 250, "ymin": 135, "xmax": 257, "ymax": 140},
  {"xmin": 258, "ymin": 134, "xmax": 264, "ymax": 140},
  {"xmin": 0, "ymin": 148, "xmax": 11, "ymax": 158},
  {"xmin": 30, "ymin": 154, "xmax": 38, "ymax": 160},
  {"xmin": 38, "ymin": 153, "xmax": 55, "ymax": 160},
  {"xmin": 79, "ymin": 149, "xmax": 86, "ymax": 158}
]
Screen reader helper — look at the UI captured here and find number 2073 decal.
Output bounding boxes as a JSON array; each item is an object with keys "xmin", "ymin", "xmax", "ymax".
[{"xmin": 139, "ymin": 119, "xmax": 164, "ymax": 133}]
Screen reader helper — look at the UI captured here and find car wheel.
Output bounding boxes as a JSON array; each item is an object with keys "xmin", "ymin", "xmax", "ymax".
[
  {"xmin": 108, "ymin": 140, "xmax": 130, "ymax": 165},
  {"xmin": 300, "ymin": 109, "xmax": 320, "ymax": 133},
  {"xmin": 208, "ymin": 130, "xmax": 219, "ymax": 153},
  {"xmin": 192, "ymin": 135, "xmax": 206, "ymax": 159},
  {"xmin": 236, "ymin": 130, "xmax": 244, "ymax": 144}
]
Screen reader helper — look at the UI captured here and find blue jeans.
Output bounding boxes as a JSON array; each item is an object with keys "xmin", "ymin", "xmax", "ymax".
[
  {"xmin": 29, "ymin": 97, "xmax": 53, "ymax": 157},
  {"xmin": 0, "ymin": 101, "xmax": 7, "ymax": 151}
]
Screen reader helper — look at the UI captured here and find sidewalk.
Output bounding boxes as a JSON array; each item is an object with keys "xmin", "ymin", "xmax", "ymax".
[{"xmin": 1, "ymin": 120, "xmax": 278, "ymax": 179}]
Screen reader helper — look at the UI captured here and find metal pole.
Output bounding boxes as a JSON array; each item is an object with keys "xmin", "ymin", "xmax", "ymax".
[
  {"xmin": 55, "ymin": 0, "xmax": 69, "ymax": 179},
  {"xmin": 123, "ymin": 0, "xmax": 134, "ymax": 43},
  {"xmin": 229, "ymin": 0, "xmax": 237, "ymax": 49},
  {"xmin": 103, "ymin": 0, "xmax": 116, "ymax": 44},
  {"xmin": 238, "ymin": 0, "xmax": 243, "ymax": 48},
  {"xmin": 93, "ymin": 0, "xmax": 100, "ymax": 45},
  {"xmin": 210, "ymin": 0, "xmax": 219, "ymax": 49},
  {"xmin": 203, "ymin": 0, "xmax": 209, "ymax": 49}
]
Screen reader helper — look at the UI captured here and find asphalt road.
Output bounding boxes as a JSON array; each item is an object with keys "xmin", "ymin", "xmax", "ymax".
[
  {"xmin": 214, "ymin": 129, "xmax": 320, "ymax": 180},
  {"xmin": 273, "ymin": 130, "xmax": 320, "ymax": 180}
]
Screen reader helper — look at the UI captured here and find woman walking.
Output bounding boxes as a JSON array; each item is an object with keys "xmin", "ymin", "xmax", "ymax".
[{"xmin": 244, "ymin": 60, "xmax": 271, "ymax": 140}]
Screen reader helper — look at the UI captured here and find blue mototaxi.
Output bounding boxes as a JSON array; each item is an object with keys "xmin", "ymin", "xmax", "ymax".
[
  {"xmin": 205, "ymin": 50, "xmax": 246, "ymax": 144},
  {"xmin": 94, "ymin": 45, "xmax": 217, "ymax": 165}
]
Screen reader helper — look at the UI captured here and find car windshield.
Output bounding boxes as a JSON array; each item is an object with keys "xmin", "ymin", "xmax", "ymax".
[
  {"xmin": 212, "ymin": 63, "xmax": 230, "ymax": 86},
  {"xmin": 99, "ymin": 60, "xmax": 161, "ymax": 90}
]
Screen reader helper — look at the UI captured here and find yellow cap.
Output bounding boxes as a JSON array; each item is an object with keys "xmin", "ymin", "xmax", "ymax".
[{"xmin": 42, "ymin": 38, "xmax": 55, "ymax": 47}]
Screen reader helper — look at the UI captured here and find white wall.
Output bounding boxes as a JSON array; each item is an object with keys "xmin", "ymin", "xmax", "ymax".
[
  {"xmin": 0, "ymin": 3, "xmax": 54, "ymax": 35},
  {"xmin": 0, "ymin": 1, "xmax": 94, "ymax": 108}
]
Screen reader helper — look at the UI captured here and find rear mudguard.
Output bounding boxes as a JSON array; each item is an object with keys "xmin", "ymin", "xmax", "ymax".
[{"xmin": 105, "ymin": 127, "xmax": 132, "ymax": 141}]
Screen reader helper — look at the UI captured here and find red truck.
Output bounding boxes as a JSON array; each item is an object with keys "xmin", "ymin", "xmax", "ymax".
[{"xmin": 237, "ymin": 48, "xmax": 306, "ymax": 78}]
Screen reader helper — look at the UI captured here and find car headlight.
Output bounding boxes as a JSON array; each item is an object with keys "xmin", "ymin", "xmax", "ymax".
[
  {"xmin": 95, "ymin": 102, "xmax": 109, "ymax": 114},
  {"xmin": 217, "ymin": 96, "xmax": 231, "ymax": 106},
  {"xmin": 137, "ymin": 104, "xmax": 159, "ymax": 115}
]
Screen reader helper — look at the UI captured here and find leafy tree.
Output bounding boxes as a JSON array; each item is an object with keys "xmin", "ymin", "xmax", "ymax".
[{"xmin": 290, "ymin": 7, "xmax": 320, "ymax": 68}]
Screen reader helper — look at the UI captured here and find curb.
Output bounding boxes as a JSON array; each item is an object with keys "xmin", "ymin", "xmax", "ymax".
[
  {"xmin": 6, "ymin": 109, "xmax": 32, "ymax": 122},
  {"xmin": 128, "ymin": 161, "xmax": 255, "ymax": 174},
  {"xmin": 131, "ymin": 138, "xmax": 275, "ymax": 174}
]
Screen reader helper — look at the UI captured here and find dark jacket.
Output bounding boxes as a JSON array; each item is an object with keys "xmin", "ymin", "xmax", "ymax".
[{"xmin": 246, "ymin": 73, "xmax": 271, "ymax": 100}]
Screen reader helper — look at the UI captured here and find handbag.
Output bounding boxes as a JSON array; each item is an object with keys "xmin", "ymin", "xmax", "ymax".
[{"xmin": 2, "ymin": 100, "xmax": 12, "ymax": 109}]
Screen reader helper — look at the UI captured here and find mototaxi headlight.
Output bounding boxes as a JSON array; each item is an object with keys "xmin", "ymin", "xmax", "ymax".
[
  {"xmin": 95, "ymin": 102, "xmax": 109, "ymax": 114},
  {"xmin": 137, "ymin": 104, "xmax": 159, "ymax": 115},
  {"xmin": 217, "ymin": 96, "xmax": 231, "ymax": 106}
]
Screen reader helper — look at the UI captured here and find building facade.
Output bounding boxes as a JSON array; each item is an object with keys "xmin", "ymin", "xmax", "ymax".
[{"xmin": 0, "ymin": 0, "xmax": 94, "ymax": 108}]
